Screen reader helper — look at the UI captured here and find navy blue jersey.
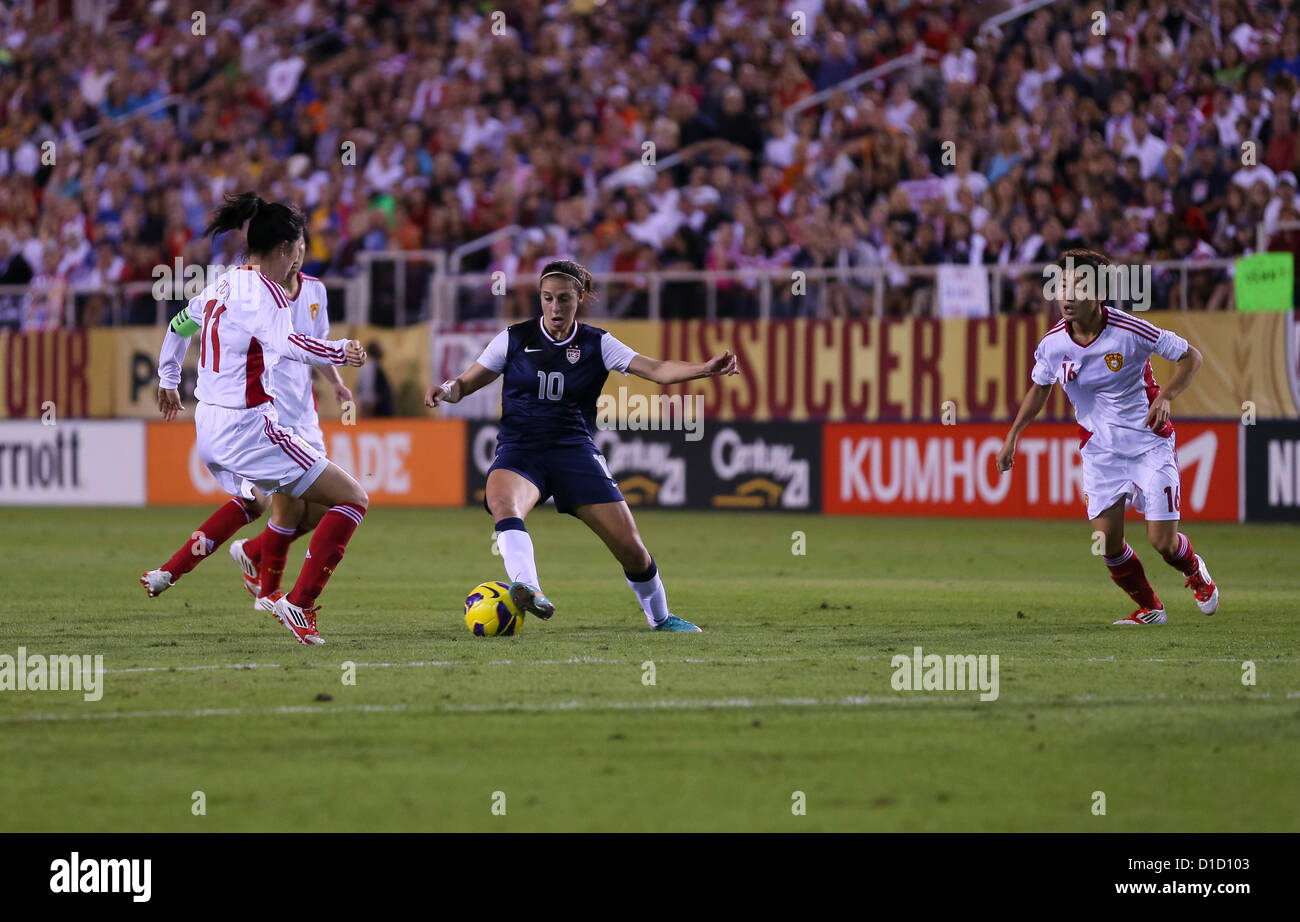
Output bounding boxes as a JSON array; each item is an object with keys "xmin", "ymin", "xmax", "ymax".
[{"xmin": 477, "ymin": 318, "xmax": 636, "ymax": 448}]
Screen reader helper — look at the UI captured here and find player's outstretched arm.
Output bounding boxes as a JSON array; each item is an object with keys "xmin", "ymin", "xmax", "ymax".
[
  {"xmin": 281, "ymin": 333, "xmax": 366, "ymax": 367},
  {"xmin": 425, "ymin": 362, "xmax": 500, "ymax": 408},
  {"xmin": 997, "ymin": 383, "xmax": 1052, "ymax": 473},
  {"xmin": 260, "ymin": 297, "xmax": 364, "ymax": 367},
  {"xmin": 626, "ymin": 350, "xmax": 739, "ymax": 385},
  {"xmin": 1145, "ymin": 345, "xmax": 1202, "ymax": 430}
]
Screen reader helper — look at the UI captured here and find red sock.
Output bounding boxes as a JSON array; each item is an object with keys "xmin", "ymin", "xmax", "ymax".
[
  {"xmin": 1104, "ymin": 544, "xmax": 1161, "ymax": 610},
  {"xmin": 161, "ymin": 498, "xmax": 256, "ymax": 581},
  {"xmin": 242, "ymin": 530, "xmax": 265, "ymax": 566},
  {"xmin": 286, "ymin": 503, "xmax": 365, "ymax": 610},
  {"xmin": 243, "ymin": 522, "xmax": 310, "ymax": 567},
  {"xmin": 257, "ymin": 521, "xmax": 298, "ymax": 598},
  {"xmin": 1160, "ymin": 533, "xmax": 1199, "ymax": 577}
]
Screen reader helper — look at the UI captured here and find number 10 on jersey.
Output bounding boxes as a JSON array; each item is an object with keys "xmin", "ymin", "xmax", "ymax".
[{"xmin": 537, "ymin": 371, "xmax": 565, "ymax": 400}]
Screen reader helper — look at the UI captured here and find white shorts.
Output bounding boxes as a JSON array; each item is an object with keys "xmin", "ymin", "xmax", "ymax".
[
  {"xmin": 285, "ymin": 416, "xmax": 327, "ymax": 457},
  {"xmin": 1082, "ymin": 435, "xmax": 1182, "ymax": 522},
  {"xmin": 196, "ymin": 402, "xmax": 329, "ymax": 500}
]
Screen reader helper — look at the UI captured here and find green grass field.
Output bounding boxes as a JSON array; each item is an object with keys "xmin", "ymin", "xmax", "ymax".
[{"xmin": 0, "ymin": 506, "xmax": 1296, "ymax": 832}]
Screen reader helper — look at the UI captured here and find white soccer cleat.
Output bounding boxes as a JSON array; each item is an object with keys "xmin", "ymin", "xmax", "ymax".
[
  {"xmin": 254, "ymin": 594, "xmax": 277, "ymax": 614},
  {"xmin": 139, "ymin": 569, "xmax": 173, "ymax": 598},
  {"xmin": 229, "ymin": 539, "xmax": 260, "ymax": 598},
  {"xmin": 1184, "ymin": 555, "xmax": 1219, "ymax": 615},
  {"xmin": 1113, "ymin": 607, "xmax": 1167, "ymax": 625},
  {"xmin": 272, "ymin": 594, "xmax": 325, "ymax": 645}
]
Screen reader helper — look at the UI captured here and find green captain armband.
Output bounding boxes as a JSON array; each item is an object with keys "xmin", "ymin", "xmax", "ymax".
[{"xmin": 169, "ymin": 307, "xmax": 200, "ymax": 337}]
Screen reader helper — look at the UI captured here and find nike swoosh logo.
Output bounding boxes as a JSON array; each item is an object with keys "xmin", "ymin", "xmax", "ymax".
[{"xmin": 524, "ymin": 347, "xmax": 543, "ymax": 353}]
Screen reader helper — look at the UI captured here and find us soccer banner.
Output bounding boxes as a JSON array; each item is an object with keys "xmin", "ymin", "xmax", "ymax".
[
  {"xmin": 823, "ymin": 421, "xmax": 1240, "ymax": 521},
  {"xmin": 590, "ymin": 315, "xmax": 1299, "ymax": 423},
  {"xmin": 0, "ymin": 329, "xmax": 115, "ymax": 419}
]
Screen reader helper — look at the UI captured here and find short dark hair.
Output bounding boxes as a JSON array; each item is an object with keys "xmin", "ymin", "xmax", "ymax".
[{"xmin": 1056, "ymin": 248, "xmax": 1111, "ymax": 271}]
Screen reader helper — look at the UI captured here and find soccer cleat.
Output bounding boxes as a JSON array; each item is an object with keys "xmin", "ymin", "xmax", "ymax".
[
  {"xmin": 254, "ymin": 590, "xmax": 281, "ymax": 615},
  {"xmin": 230, "ymin": 539, "xmax": 260, "ymax": 598},
  {"xmin": 509, "ymin": 581, "xmax": 555, "ymax": 620},
  {"xmin": 1184, "ymin": 555, "xmax": 1219, "ymax": 615},
  {"xmin": 651, "ymin": 614, "xmax": 703, "ymax": 632},
  {"xmin": 1112, "ymin": 607, "xmax": 1167, "ymax": 625},
  {"xmin": 139, "ymin": 569, "xmax": 173, "ymax": 598},
  {"xmin": 272, "ymin": 595, "xmax": 325, "ymax": 645}
]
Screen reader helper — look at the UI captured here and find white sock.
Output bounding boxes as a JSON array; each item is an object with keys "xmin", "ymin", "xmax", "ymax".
[
  {"xmin": 496, "ymin": 528, "xmax": 539, "ymax": 587},
  {"xmin": 626, "ymin": 566, "xmax": 669, "ymax": 626}
]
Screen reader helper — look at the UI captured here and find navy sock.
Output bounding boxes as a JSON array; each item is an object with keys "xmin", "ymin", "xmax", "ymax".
[{"xmin": 624, "ymin": 558, "xmax": 657, "ymax": 583}]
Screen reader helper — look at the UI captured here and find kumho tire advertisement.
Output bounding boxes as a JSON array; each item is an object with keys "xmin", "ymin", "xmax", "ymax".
[{"xmin": 823, "ymin": 421, "xmax": 1240, "ymax": 522}]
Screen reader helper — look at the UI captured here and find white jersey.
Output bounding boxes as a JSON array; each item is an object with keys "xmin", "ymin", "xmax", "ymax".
[
  {"xmin": 272, "ymin": 273, "xmax": 331, "ymax": 429},
  {"xmin": 158, "ymin": 273, "xmax": 332, "ymax": 429},
  {"xmin": 181, "ymin": 266, "xmax": 348, "ymax": 410},
  {"xmin": 1031, "ymin": 306, "xmax": 1190, "ymax": 457}
]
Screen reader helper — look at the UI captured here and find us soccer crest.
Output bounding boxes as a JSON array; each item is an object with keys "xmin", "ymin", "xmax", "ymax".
[
  {"xmin": 1105, "ymin": 352, "xmax": 1123, "ymax": 372},
  {"xmin": 566, "ymin": 346, "xmax": 581, "ymax": 364},
  {"xmin": 309, "ymin": 303, "xmax": 320, "ymax": 320}
]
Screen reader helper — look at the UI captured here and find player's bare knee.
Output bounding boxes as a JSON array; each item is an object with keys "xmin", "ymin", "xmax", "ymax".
[
  {"xmin": 619, "ymin": 543, "xmax": 652, "ymax": 574},
  {"xmin": 1149, "ymin": 531, "xmax": 1178, "ymax": 556}
]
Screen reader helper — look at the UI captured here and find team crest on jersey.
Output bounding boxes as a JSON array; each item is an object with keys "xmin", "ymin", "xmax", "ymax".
[
  {"xmin": 1105, "ymin": 352, "xmax": 1124, "ymax": 372},
  {"xmin": 566, "ymin": 346, "xmax": 581, "ymax": 364},
  {"xmin": 310, "ymin": 303, "xmax": 320, "ymax": 320}
]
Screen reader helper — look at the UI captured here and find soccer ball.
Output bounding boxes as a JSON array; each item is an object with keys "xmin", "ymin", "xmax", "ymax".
[{"xmin": 463, "ymin": 581, "xmax": 524, "ymax": 636}]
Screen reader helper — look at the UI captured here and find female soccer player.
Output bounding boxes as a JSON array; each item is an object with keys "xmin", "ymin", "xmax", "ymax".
[
  {"xmin": 425, "ymin": 259, "xmax": 739, "ymax": 632},
  {"xmin": 141, "ymin": 193, "xmax": 368, "ymax": 645},
  {"xmin": 229, "ymin": 235, "xmax": 353, "ymax": 612},
  {"xmin": 997, "ymin": 249, "xmax": 1219, "ymax": 625},
  {"xmin": 148, "ymin": 234, "xmax": 350, "ymax": 613}
]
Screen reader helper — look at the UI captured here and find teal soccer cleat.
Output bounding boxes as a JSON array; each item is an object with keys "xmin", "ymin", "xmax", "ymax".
[
  {"xmin": 651, "ymin": 614, "xmax": 702, "ymax": 632},
  {"xmin": 509, "ymin": 581, "xmax": 555, "ymax": 620}
]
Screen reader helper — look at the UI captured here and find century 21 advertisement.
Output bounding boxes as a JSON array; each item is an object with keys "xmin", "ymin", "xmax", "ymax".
[{"xmin": 464, "ymin": 420, "xmax": 821, "ymax": 512}]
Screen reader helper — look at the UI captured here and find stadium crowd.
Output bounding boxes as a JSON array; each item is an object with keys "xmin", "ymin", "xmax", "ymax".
[{"xmin": 2, "ymin": 0, "xmax": 1300, "ymax": 327}]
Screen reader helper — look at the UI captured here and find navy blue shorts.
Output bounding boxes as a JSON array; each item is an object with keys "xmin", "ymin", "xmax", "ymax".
[{"xmin": 488, "ymin": 442, "xmax": 624, "ymax": 514}]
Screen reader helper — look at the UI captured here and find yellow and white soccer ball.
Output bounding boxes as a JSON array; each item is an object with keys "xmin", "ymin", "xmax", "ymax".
[{"xmin": 464, "ymin": 581, "xmax": 524, "ymax": 636}]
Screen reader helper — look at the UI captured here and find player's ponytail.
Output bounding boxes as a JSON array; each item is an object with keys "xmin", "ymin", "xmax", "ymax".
[
  {"xmin": 204, "ymin": 192, "xmax": 305, "ymax": 258},
  {"xmin": 539, "ymin": 259, "xmax": 597, "ymax": 302}
]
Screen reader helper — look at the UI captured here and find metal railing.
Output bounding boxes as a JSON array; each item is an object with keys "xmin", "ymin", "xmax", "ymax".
[
  {"xmin": 0, "ymin": 257, "xmax": 1247, "ymax": 332},
  {"xmin": 978, "ymin": 0, "xmax": 1065, "ymax": 37},
  {"xmin": 1261, "ymin": 219, "xmax": 1300, "ymax": 252},
  {"xmin": 785, "ymin": 47, "xmax": 928, "ymax": 124},
  {"xmin": 449, "ymin": 227, "xmax": 520, "ymax": 276},
  {"xmin": 436, "ymin": 259, "xmax": 1239, "ymax": 323}
]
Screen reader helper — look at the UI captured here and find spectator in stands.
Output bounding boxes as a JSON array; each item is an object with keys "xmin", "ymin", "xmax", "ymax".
[
  {"xmin": 1, "ymin": 0, "xmax": 1295, "ymax": 326},
  {"xmin": 356, "ymin": 340, "xmax": 394, "ymax": 418}
]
